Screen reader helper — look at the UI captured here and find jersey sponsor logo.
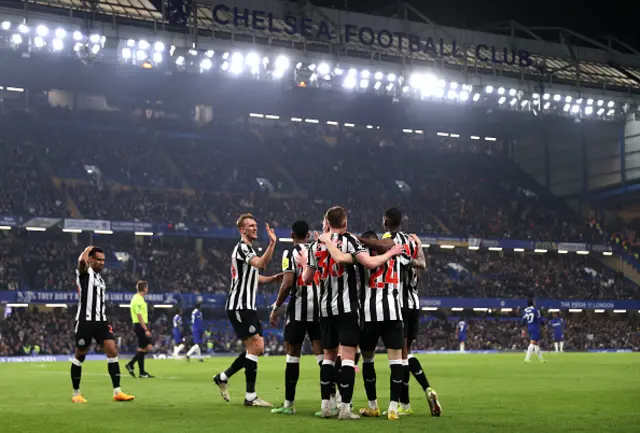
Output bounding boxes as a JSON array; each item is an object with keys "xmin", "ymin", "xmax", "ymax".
[
  {"xmin": 282, "ymin": 256, "xmax": 290, "ymax": 272},
  {"xmin": 249, "ymin": 325, "xmax": 256, "ymax": 333},
  {"xmin": 78, "ymin": 339, "xmax": 85, "ymax": 346}
]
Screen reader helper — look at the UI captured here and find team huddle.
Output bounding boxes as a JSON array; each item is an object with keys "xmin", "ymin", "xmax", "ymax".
[
  {"xmin": 66, "ymin": 205, "xmax": 561, "ymax": 412},
  {"xmin": 212, "ymin": 206, "xmax": 442, "ymax": 420}
]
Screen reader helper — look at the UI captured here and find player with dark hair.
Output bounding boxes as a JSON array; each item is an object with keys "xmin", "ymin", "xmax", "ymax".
[
  {"xmin": 214, "ymin": 213, "xmax": 282, "ymax": 407},
  {"xmin": 357, "ymin": 207, "xmax": 441, "ymax": 417},
  {"xmin": 270, "ymin": 220, "xmax": 323, "ymax": 415},
  {"xmin": 71, "ymin": 246, "xmax": 134, "ymax": 403},
  {"xmin": 172, "ymin": 308, "xmax": 186, "ymax": 358},
  {"xmin": 306, "ymin": 206, "xmax": 404, "ymax": 420},
  {"xmin": 126, "ymin": 280, "xmax": 154, "ymax": 378},
  {"xmin": 523, "ymin": 298, "xmax": 546, "ymax": 363},
  {"xmin": 186, "ymin": 303, "xmax": 205, "ymax": 362}
]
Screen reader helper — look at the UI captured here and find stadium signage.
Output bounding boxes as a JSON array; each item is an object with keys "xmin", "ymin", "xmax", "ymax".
[
  {"xmin": 13, "ymin": 291, "xmax": 176, "ymax": 304},
  {"xmin": 211, "ymin": 4, "xmax": 533, "ymax": 67}
]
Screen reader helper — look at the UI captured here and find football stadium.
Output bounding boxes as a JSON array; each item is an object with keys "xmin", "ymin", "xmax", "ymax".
[{"xmin": 0, "ymin": 0, "xmax": 639, "ymax": 431}]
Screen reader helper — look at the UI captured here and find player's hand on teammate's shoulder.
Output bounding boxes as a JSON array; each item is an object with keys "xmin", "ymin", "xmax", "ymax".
[
  {"xmin": 318, "ymin": 232, "xmax": 332, "ymax": 244},
  {"xmin": 266, "ymin": 223, "xmax": 277, "ymax": 243},
  {"xmin": 389, "ymin": 243, "xmax": 405, "ymax": 256},
  {"xmin": 409, "ymin": 234, "xmax": 422, "ymax": 248}
]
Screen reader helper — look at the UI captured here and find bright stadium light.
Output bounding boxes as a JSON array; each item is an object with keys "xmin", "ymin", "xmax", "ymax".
[
  {"xmin": 543, "ymin": 93, "xmax": 550, "ymax": 100},
  {"xmin": 343, "ymin": 75, "xmax": 356, "ymax": 89},
  {"xmin": 126, "ymin": 38, "xmax": 135, "ymax": 47},
  {"xmin": 34, "ymin": 36, "xmax": 45, "ymax": 48},
  {"xmin": 200, "ymin": 58, "xmax": 212, "ymax": 70},
  {"xmin": 387, "ymin": 73, "xmax": 396, "ymax": 82},
  {"xmin": 485, "ymin": 85, "xmax": 494, "ymax": 93},
  {"xmin": 374, "ymin": 81, "xmax": 382, "ymax": 90},
  {"xmin": 11, "ymin": 34, "xmax": 22, "ymax": 44},
  {"xmin": 275, "ymin": 55, "xmax": 289, "ymax": 70},
  {"xmin": 52, "ymin": 38, "xmax": 64, "ymax": 51},
  {"xmin": 532, "ymin": 93, "xmax": 540, "ymax": 99},
  {"xmin": 498, "ymin": 96, "xmax": 506, "ymax": 104},
  {"xmin": 36, "ymin": 25, "xmax": 48, "ymax": 37},
  {"xmin": 509, "ymin": 88, "xmax": 516, "ymax": 96},
  {"xmin": 136, "ymin": 50, "xmax": 147, "ymax": 61},
  {"xmin": 1, "ymin": 21, "xmax": 10, "ymax": 30},
  {"xmin": 154, "ymin": 41, "xmax": 164, "ymax": 52},
  {"xmin": 176, "ymin": 55, "xmax": 185, "ymax": 66},
  {"xmin": 597, "ymin": 108, "xmax": 605, "ymax": 115},
  {"xmin": 348, "ymin": 68, "xmax": 357, "ymax": 76},
  {"xmin": 509, "ymin": 98, "xmax": 517, "ymax": 106},
  {"xmin": 361, "ymin": 70, "xmax": 370, "ymax": 79},
  {"xmin": 308, "ymin": 63, "xmax": 316, "ymax": 71},
  {"xmin": 543, "ymin": 102, "xmax": 551, "ymax": 109},
  {"xmin": 73, "ymin": 42, "xmax": 83, "ymax": 52},
  {"xmin": 553, "ymin": 94, "xmax": 561, "ymax": 101},
  {"xmin": 608, "ymin": 101, "xmax": 615, "ymax": 107},
  {"xmin": 230, "ymin": 52, "xmax": 244, "ymax": 74},
  {"xmin": 563, "ymin": 104, "xmax": 570, "ymax": 112},
  {"xmin": 571, "ymin": 104, "xmax": 580, "ymax": 113},
  {"xmin": 587, "ymin": 98, "xmax": 594, "ymax": 105},
  {"xmin": 89, "ymin": 34, "xmax": 101, "ymax": 44},
  {"xmin": 55, "ymin": 28, "xmax": 66, "ymax": 39},
  {"xmin": 450, "ymin": 82, "xmax": 458, "ymax": 89},
  {"xmin": 317, "ymin": 62, "xmax": 330, "ymax": 75},
  {"xmin": 18, "ymin": 24, "xmax": 29, "ymax": 34},
  {"xmin": 497, "ymin": 87, "xmax": 505, "ymax": 95},
  {"xmin": 473, "ymin": 93, "xmax": 480, "ymax": 102},
  {"xmin": 374, "ymin": 71, "xmax": 383, "ymax": 80},
  {"xmin": 460, "ymin": 91, "xmax": 469, "ymax": 101},
  {"xmin": 246, "ymin": 52, "xmax": 260, "ymax": 70},
  {"xmin": 447, "ymin": 89, "xmax": 457, "ymax": 99},
  {"xmin": 153, "ymin": 52, "xmax": 163, "ymax": 63},
  {"xmin": 585, "ymin": 106, "xmax": 593, "ymax": 115},
  {"xmin": 206, "ymin": 50, "xmax": 214, "ymax": 58},
  {"xmin": 359, "ymin": 79, "xmax": 369, "ymax": 88},
  {"xmin": 565, "ymin": 96, "xmax": 572, "ymax": 102}
]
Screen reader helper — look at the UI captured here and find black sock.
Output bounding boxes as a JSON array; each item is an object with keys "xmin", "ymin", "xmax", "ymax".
[
  {"xmin": 71, "ymin": 359, "xmax": 82, "ymax": 391},
  {"xmin": 334, "ymin": 356, "xmax": 342, "ymax": 398},
  {"xmin": 224, "ymin": 352, "xmax": 246, "ymax": 380},
  {"xmin": 401, "ymin": 364, "xmax": 410, "ymax": 405},
  {"xmin": 390, "ymin": 362, "xmax": 403, "ymax": 404},
  {"xmin": 138, "ymin": 352, "xmax": 146, "ymax": 374},
  {"xmin": 408, "ymin": 356, "xmax": 430, "ymax": 390},
  {"xmin": 355, "ymin": 351, "xmax": 361, "ymax": 366},
  {"xmin": 285, "ymin": 360, "xmax": 300, "ymax": 403},
  {"xmin": 244, "ymin": 354, "xmax": 258, "ymax": 395},
  {"xmin": 127, "ymin": 352, "xmax": 140, "ymax": 368},
  {"xmin": 339, "ymin": 360, "xmax": 356, "ymax": 404},
  {"xmin": 108, "ymin": 358, "xmax": 121, "ymax": 388},
  {"xmin": 320, "ymin": 362, "xmax": 334, "ymax": 400},
  {"xmin": 362, "ymin": 360, "xmax": 377, "ymax": 402}
]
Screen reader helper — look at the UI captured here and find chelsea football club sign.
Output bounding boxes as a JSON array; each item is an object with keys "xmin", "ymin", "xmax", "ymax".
[{"xmin": 210, "ymin": 3, "xmax": 533, "ymax": 67}]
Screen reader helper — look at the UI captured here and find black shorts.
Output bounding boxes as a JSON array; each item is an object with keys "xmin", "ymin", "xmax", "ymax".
[
  {"xmin": 320, "ymin": 312, "xmax": 360, "ymax": 350},
  {"xmin": 284, "ymin": 319, "xmax": 321, "ymax": 345},
  {"xmin": 74, "ymin": 321, "xmax": 114, "ymax": 349},
  {"xmin": 228, "ymin": 310, "xmax": 263, "ymax": 340},
  {"xmin": 134, "ymin": 323, "xmax": 152, "ymax": 349},
  {"xmin": 402, "ymin": 309, "xmax": 420, "ymax": 344},
  {"xmin": 360, "ymin": 320, "xmax": 404, "ymax": 352}
]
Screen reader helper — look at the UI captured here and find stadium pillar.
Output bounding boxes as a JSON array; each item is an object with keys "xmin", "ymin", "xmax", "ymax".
[
  {"xmin": 544, "ymin": 130, "xmax": 551, "ymax": 189},
  {"xmin": 581, "ymin": 124, "xmax": 588, "ymax": 197},
  {"xmin": 620, "ymin": 116, "xmax": 628, "ymax": 185}
]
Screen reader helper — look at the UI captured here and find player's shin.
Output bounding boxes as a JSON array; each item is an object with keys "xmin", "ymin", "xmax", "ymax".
[
  {"xmin": 400, "ymin": 359, "xmax": 411, "ymax": 409},
  {"xmin": 339, "ymin": 359, "xmax": 356, "ymax": 410},
  {"xmin": 221, "ymin": 352, "xmax": 246, "ymax": 381},
  {"xmin": 560, "ymin": 341, "xmax": 564, "ymax": 352},
  {"xmin": 71, "ymin": 355, "xmax": 85, "ymax": 394},
  {"xmin": 284, "ymin": 355, "xmax": 300, "ymax": 407},
  {"xmin": 408, "ymin": 354, "xmax": 430, "ymax": 391},
  {"xmin": 361, "ymin": 356, "xmax": 377, "ymax": 408},
  {"xmin": 554, "ymin": 342, "xmax": 559, "ymax": 352},
  {"xmin": 320, "ymin": 359, "xmax": 336, "ymax": 411},
  {"xmin": 107, "ymin": 357, "xmax": 121, "ymax": 392},
  {"xmin": 525, "ymin": 343, "xmax": 534, "ymax": 361},
  {"xmin": 389, "ymin": 359, "xmax": 403, "ymax": 414},
  {"xmin": 244, "ymin": 353, "xmax": 259, "ymax": 401}
]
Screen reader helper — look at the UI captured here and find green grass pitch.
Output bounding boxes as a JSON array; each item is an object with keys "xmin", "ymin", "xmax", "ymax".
[{"xmin": 1, "ymin": 353, "xmax": 639, "ymax": 432}]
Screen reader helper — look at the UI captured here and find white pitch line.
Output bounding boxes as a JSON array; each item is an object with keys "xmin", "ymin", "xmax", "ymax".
[{"xmin": 33, "ymin": 370, "xmax": 183, "ymax": 380}]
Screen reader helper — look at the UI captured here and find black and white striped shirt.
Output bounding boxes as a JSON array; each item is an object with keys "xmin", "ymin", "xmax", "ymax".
[
  {"xmin": 307, "ymin": 234, "xmax": 365, "ymax": 318},
  {"xmin": 389, "ymin": 231, "xmax": 420, "ymax": 310},
  {"xmin": 358, "ymin": 246, "xmax": 403, "ymax": 322},
  {"xmin": 282, "ymin": 245, "xmax": 319, "ymax": 322},
  {"xmin": 226, "ymin": 241, "xmax": 259, "ymax": 311},
  {"xmin": 75, "ymin": 267, "xmax": 107, "ymax": 322}
]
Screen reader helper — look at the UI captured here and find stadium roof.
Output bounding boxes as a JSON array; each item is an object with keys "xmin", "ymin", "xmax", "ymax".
[{"xmin": 13, "ymin": 0, "xmax": 640, "ymax": 93}]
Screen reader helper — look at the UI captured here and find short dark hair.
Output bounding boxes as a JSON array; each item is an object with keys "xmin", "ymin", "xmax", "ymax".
[
  {"xmin": 89, "ymin": 247, "xmax": 104, "ymax": 257},
  {"xmin": 384, "ymin": 207, "xmax": 403, "ymax": 229},
  {"xmin": 291, "ymin": 221, "xmax": 309, "ymax": 240},
  {"xmin": 527, "ymin": 298, "xmax": 534, "ymax": 307},
  {"xmin": 361, "ymin": 230, "xmax": 378, "ymax": 240},
  {"xmin": 325, "ymin": 206, "xmax": 347, "ymax": 229},
  {"xmin": 137, "ymin": 281, "xmax": 148, "ymax": 292}
]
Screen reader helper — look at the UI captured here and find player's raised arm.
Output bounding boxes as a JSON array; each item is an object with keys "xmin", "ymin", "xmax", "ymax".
[
  {"xmin": 409, "ymin": 234, "xmax": 427, "ymax": 270},
  {"xmin": 77, "ymin": 245, "xmax": 94, "ymax": 274},
  {"xmin": 248, "ymin": 224, "xmax": 278, "ymax": 270},
  {"xmin": 302, "ymin": 241, "xmax": 317, "ymax": 285}
]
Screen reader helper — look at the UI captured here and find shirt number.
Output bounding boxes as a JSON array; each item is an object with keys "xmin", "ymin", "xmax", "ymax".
[{"xmin": 368, "ymin": 259, "xmax": 398, "ymax": 288}]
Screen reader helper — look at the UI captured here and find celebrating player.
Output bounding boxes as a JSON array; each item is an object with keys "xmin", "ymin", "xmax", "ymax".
[
  {"xmin": 456, "ymin": 319, "xmax": 468, "ymax": 352},
  {"xmin": 126, "ymin": 281, "xmax": 154, "ymax": 378},
  {"xmin": 213, "ymin": 213, "xmax": 282, "ymax": 407},
  {"xmin": 270, "ymin": 220, "xmax": 323, "ymax": 415},
  {"xmin": 523, "ymin": 299, "xmax": 546, "ymax": 363},
  {"xmin": 549, "ymin": 313, "xmax": 565, "ymax": 352},
  {"xmin": 306, "ymin": 206, "xmax": 404, "ymax": 420},
  {"xmin": 70, "ymin": 246, "xmax": 134, "ymax": 403},
  {"xmin": 172, "ymin": 308, "xmax": 186, "ymax": 358},
  {"xmin": 357, "ymin": 208, "xmax": 440, "ymax": 417},
  {"xmin": 186, "ymin": 304, "xmax": 204, "ymax": 362}
]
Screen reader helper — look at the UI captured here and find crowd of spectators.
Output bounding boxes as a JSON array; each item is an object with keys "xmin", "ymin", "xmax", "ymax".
[
  {"xmin": 1, "ymin": 234, "xmax": 638, "ymax": 300},
  {"xmin": 0, "ymin": 108, "xmax": 609, "ymax": 244},
  {"xmin": 1, "ymin": 308, "xmax": 637, "ymax": 356}
]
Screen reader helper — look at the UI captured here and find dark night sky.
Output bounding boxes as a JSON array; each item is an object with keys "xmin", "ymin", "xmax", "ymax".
[{"xmin": 309, "ymin": 0, "xmax": 640, "ymax": 50}]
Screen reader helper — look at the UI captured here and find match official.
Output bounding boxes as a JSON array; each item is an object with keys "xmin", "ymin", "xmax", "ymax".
[{"xmin": 126, "ymin": 281, "xmax": 154, "ymax": 378}]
